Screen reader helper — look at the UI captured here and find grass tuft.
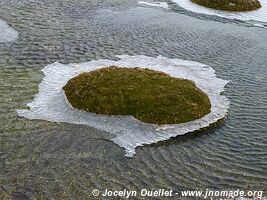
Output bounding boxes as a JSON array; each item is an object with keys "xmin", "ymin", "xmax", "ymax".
[
  {"xmin": 190, "ymin": 0, "xmax": 262, "ymax": 11},
  {"xmin": 63, "ymin": 66, "xmax": 211, "ymax": 125}
]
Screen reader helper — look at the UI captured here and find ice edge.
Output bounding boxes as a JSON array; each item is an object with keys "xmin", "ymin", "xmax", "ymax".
[{"xmin": 0, "ymin": 19, "xmax": 18, "ymax": 43}]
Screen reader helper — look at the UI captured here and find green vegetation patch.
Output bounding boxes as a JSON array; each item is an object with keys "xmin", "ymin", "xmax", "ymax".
[
  {"xmin": 63, "ymin": 66, "xmax": 211, "ymax": 125},
  {"xmin": 190, "ymin": 0, "xmax": 262, "ymax": 11}
]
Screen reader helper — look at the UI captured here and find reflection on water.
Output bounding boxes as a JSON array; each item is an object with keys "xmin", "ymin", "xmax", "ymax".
[{"xmin": 0, "ymin": 0, "xmax": 266, "ymax": 199}]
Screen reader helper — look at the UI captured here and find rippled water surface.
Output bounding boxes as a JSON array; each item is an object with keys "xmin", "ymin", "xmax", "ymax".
[{"xmin": 0, "ymin": 0, "xmax": 266, "ymax": 199}]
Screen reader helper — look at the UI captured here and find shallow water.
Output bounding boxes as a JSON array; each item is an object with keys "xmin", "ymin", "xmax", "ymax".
[{"xmin": 0, "ymin": 0, "xmax": 266, "ymax": 199}]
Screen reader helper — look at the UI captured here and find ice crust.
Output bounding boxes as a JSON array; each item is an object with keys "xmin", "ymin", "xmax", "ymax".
[
  {"xmin": 17, "ymin": 55, "xmax": 230, "ymax": 157},
  {"xmin": 138, "ymin": 1, "xmax": 169, "ymax": 9},
  {"xmin": 0, "ymin": 19, "xmax": 18, "ymax": 43}
]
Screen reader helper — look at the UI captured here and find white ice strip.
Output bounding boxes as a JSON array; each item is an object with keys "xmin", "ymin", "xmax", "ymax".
[
  {"xmin": 0, "ymin": 19, "xmax": 18, "ymax": 43},
  {"xmin": 138, "ymin": 1, "xmax": 169, "ymax": 9},
  {"xmin": 17, "ymin": 55, "xmax": 230, "ymax": 157},
  {"xmin": 171, "ymin": 0, "xmax": 267, "ymax": 23},
  {"xmin": 253, "ymin": 23, "xmax": 267, "ymax": 28}
]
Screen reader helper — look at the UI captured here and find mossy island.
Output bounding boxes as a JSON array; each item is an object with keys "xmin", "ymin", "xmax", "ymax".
[
  {"xmin": 190, "ymin": 0, "xmax": 262, "ymax": 11},
  {"xmin": 63, "ymin": 66, "xmax": 211, "ymax": 125}
]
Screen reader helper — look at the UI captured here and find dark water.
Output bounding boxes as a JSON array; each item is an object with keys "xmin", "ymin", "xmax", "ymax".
[{"xmin": 0, "ymin": 0, "xmax": 266, "ymax": 199}]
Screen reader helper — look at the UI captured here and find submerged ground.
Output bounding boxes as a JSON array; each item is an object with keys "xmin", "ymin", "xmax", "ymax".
[{"xmin": 0, "ymin": 0, "xmax": 266, "ymax": 199}]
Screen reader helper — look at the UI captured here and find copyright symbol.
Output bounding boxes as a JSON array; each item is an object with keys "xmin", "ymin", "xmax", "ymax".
[{"xmin": 92, "ymin": 189, "xmax": 100, "ymax": 196}]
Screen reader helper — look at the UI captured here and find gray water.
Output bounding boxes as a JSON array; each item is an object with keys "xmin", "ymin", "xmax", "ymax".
[{"xmin": 0, "ymin": 0, "xmax": 266, "ymax": 199}]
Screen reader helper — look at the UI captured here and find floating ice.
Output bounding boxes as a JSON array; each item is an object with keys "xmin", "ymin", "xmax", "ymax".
[
  {"xmin": 17, "ymin": 55, "xmax": 229, "ymax": 157},
  {"xmin": 0, "ymin": 19, "xmax": 18, "ymax": 43},
  {"xmin": 171, "ymin": 0, "xmax": 267, "ymax": 23},
  {"xmin": 138, "ymin": 1, "xmax": 169, "ymax": 9}
]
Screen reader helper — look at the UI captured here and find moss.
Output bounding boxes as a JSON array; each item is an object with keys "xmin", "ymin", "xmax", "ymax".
[
  {"xmin": 63, "ymin": 66, "xmax": 211, "ymax": 125},
  {"xmin": 190, "ymin": 0, "xmax": 262, "ymax": 11}
]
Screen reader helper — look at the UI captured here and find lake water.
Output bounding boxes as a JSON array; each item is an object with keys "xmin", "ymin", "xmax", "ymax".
[{"xmin": 0, "ymin": 0, "xmax": 266, "ymax": 199}]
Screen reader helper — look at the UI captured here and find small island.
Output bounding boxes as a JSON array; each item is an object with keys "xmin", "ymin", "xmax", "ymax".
[
  {"xmin": 190, "ymin": 0, "xmax": 262, "ymax": 11},
  {"xmin": 63, "ymin": 66, "xmax": 211, "ymax": 125}
]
